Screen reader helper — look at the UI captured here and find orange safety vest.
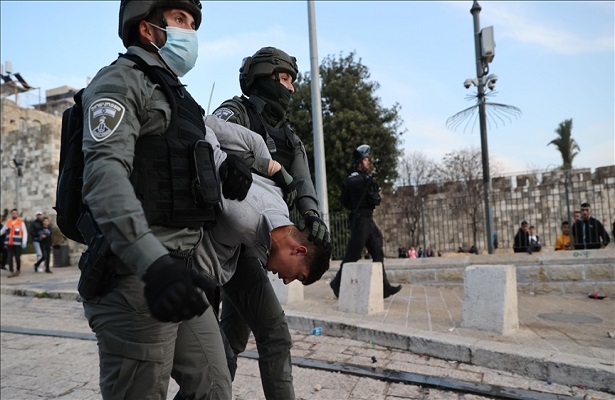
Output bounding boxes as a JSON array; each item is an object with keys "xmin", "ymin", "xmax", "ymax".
[{"xmin": 5, "ymin": 218, "xmax": 24, "ymax": 246}]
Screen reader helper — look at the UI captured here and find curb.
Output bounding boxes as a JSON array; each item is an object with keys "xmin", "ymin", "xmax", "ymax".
[
  {"xmin": 2, "ymin": 285, "xmax": 613, "ymax": 394},
  {"xmin": 285, "ymin": 311, "xmax": 614, "ymax": 394}
]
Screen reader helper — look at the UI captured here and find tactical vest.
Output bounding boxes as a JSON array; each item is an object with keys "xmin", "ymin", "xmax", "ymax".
[
  {"xmin": 242, "ymin": 97, "xmax": 296, "ymax": 169},
  {"xmin": 5, "ymin": 218, "xmax": 24, "ymax": 246},
  {"xmin": 130, "ymin": 62, "xmax": 218, "ymax": 229}
]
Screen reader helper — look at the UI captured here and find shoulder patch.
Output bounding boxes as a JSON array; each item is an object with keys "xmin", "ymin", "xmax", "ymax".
[
  {"xmin": 88, "ymin": 98, "xmax": 126, "ymax": 142},
  {"xmin": 213, "ymin": 107, "xmax": 234, "ymax": 122}
]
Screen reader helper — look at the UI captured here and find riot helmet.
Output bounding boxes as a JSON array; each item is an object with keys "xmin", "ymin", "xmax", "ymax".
[
  {"xmin": 352, "ymin": 144, "xmax": 371, "ymax": 166},
  {"xmin": 118, "ymin": 0, "xmax": 202, "ymax": 48},
  {"xmin": 239, "ymin": 47, "xmax": 298, "ymax": 96}
]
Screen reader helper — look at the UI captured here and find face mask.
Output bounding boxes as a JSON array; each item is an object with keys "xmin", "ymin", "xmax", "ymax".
[
  {"xmin": 150, "ymin": 24, "xmax": 198, "ymax": 77},
  {"xmin": 252, "ymin": 78, "xmax": 292, "ymax": 122}
]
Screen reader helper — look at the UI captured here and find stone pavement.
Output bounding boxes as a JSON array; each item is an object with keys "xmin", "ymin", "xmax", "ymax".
[{"xmin": 1, "ymin": 260, "xmax": 614, "ymax": 397}]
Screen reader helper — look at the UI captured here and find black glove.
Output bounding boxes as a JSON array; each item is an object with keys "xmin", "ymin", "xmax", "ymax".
[
  {"xmin": 271, "ymin": 166, "xmax": 297, "ymax": 209},
  {"xmin": 297, "ymin": 211, "xmax": 330, "ymax": 248},
  {"xmin": 143, "ymin": 255, "xmax": 209, "ymax": 323},
  {"xmin": 219, "ymin": 154, "xmax": 253, "ymax": 201}
]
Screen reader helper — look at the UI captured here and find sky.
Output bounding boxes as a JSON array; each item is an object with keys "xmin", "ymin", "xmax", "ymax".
[{"xmin": 1, "ymin": 1, "xmax": 613, "ymax": 176}]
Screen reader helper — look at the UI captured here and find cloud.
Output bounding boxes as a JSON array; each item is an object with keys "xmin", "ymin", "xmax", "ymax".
[{"xmin": 488, "ymin": 4, "xmax": 614, "ymax": 55}]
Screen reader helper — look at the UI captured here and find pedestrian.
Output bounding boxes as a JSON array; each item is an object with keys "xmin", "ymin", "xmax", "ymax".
[
  {"xmin": 513, "ymin": 220, "xmax": 529, "ymax": 253},
  {"xmin": 0, "ymin": 209, "xmax": 28, "ymax": 278},
  {"xmin": 29, "ymin": 211, "xmax": 44, "ymax": 272},
  {"xmin": 0, "ymin": 211, "xmax": 8, "ymax": 270},
  {"xmin": 571, "ymin": 202, "xmax": 610, "ymax": 249},
  {"xmin": 554, "ymin": 221, "xmax": 571, "ymax": 251},
  {"xmin": 211, "ymin": 46, "xmax": 330, "ymax": 399},
  {"xmin": 527, "ymin": 225, "xmax": 542, "ymax": 254},
  {"xmin": 330, "ymin": 144, "xmax": 402, "ymax": 298},
  {"xmin": 78, "ymin": 1, "xmax": 252, "ymax": 398},
  {"xmin": 33, "ymin": 217, "xmax": 53, "ymax": 273},
  {"xmin": 407, "ymin": 247, "xmax": 417, "ymax": 258}
]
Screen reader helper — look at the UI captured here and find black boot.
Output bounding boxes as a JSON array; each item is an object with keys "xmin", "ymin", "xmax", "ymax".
[
  {"xmin": 382, "ymin": 265, "xmax": 402, "ymax": 298},
  {"xmin": 329, "ymin": 266, "xmax": 344, "ymax": 298}
]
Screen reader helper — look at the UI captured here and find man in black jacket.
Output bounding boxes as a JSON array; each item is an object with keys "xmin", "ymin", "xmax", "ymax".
[
  {"xmin": 513, "ymin": 220, "xmax": 529, "ymax": 253},
  {"xmin": 571, "ymin": 202, "xmax": 610, "ymax": 249},
  {"xmin": 329, "ymin": 144, "xmax": 402, "ymax": 299}
]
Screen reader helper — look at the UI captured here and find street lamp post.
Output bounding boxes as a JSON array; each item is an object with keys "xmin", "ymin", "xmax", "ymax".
[
  {"xmin": 13, "ymin": 158, "xmax": 24, "ymax": 212},
  {"xmin": 470, "ymin": 1, "xmax": 494, "ymax": 254}
]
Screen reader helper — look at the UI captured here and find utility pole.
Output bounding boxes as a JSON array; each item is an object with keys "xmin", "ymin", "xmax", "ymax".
[
  {"xmin": 470, "ymin": 1, "xmax": 494, "ymax": 254},
  {"xmin": 307, "ymin": 0, "xmax": 329, "ymax": 223}
]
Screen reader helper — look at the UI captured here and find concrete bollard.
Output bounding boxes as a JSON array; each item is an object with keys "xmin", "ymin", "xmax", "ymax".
[
  {"xmin": 461, "ymin": 264, "xmax": 519, "ymax": 335},
  {"xmin": 338, "ymin": 261, "xmax": 384, "ymax": 315},
  {"xmin": 268, "ymin": 271, "xmax": 304, "ymax": 305}
]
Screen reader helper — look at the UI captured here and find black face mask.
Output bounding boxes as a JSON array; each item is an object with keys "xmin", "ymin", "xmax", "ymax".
[{"xmin": 251, "ymin": 77, "xmax": 292, "ymax": 123}]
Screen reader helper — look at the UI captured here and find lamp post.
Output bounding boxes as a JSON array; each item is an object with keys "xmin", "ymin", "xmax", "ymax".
[
  {"xmin": 470, "ymin": 1, "xmax": 494, "ymax": 254},
  {"xmin": 13, "ymin": 158, "xmax": 23, "ymax": 212}
]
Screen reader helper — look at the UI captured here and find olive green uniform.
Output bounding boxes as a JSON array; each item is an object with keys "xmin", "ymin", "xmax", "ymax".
[{"xmin": 81, "ymin": 46, "xmax": 231, "ymax": 399}]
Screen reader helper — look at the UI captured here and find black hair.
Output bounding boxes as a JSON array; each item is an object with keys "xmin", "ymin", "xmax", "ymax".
[{"xmin": 291, "ymin": 228, "xmax": 331, "ymax": 285}]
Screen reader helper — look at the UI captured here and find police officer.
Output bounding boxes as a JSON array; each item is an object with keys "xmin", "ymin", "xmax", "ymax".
[
  {"xmin": 80, "ymin": 1, "xmax": 252, "ymax": 398},
  {"xmin": 329, "ymin": 145, "xmax": 402, "ymax": 298},
  {"xmin": 212, "ymin": 47, "xmax": 329, "ymax": 399}
]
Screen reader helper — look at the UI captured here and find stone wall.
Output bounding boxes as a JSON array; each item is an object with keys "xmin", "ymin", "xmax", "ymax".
[
  {"xmin": 375, "ymin": 167, "xmax": 615, "ymax": 257},
  {"xmin": 1, "ymin": 99, "xmax": 62, "ymax": 220}
]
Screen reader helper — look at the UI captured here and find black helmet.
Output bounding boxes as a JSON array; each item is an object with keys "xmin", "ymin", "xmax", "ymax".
[
  {"xmin": 118, "ymin": 0, "xmax": 202, "ymax": 48},
  {"xmin": 352, "ymin": 144, "xmax": 370, "ymax": 165},
  {"xmin": 239, "ymin": 47, "xmax": 298, "ymax": 96}
]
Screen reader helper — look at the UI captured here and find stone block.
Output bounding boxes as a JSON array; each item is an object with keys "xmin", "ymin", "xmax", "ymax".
[
  {"xmin": 267, "ymin": 272, "xmax": 303, "ymax": 305},
  {"xmin": 436, "ymin": 268, "xmax": 464, "ymax": 282},
  {"xmin": 338, "ymin": 261, "xmax": 384, "ymax": 315},
  {"xmin": 548, "ymin": 266, "xmax": 583, "ymax": 281},
  {"xmin": 563, "ymin": 282, "xmax": 597, "ymax": 295},
  {"xmin": 586, "ymin": 264, "xmax": 615, "ymax": 280},
  {"xmin": 408, "ymin": 269, "xmax": 436, "ymax": 283},
  {"xmin": 461, "ymin": 265, "xmax": 519, "ymax": 335},
  {"xmin": 533, "ymin": 282, "xmax": 564, "ymax": 295}
]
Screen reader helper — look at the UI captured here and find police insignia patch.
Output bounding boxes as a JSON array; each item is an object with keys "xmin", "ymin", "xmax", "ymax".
[
  {"xmin": 88, "ymin": 98, "xmax": 125, "ymax": 141},
  {"xmin": 213, "ymin": 107, "xmax": 234, "ymax": 122}
]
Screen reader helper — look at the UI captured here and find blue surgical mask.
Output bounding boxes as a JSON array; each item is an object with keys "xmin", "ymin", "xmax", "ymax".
[{"xmin": 149, "ymin": 24, "xmax": 198, "ymax": 77}]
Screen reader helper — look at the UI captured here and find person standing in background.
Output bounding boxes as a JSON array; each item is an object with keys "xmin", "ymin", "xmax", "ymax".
[
  {"xmin": 0, "ymin": 209, "xmax": 28, "ymax": 278},
  {"xmin": 34, "ymin": 217, "xmax": 53, "ymax": 273},
  {"xmin": 29, "ymin": 211, "xmax": 44, "ymax": 272}
]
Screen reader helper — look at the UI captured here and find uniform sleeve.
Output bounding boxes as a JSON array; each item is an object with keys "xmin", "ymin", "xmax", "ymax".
[
  {"xmin": 212, "ymin": 97, "xmax": 250, "ymax": 127},
  {"xmin": 288, "ymin": 133, "xmax": 319, "ymax": 214},
  {"xmin": 21, "ymin": 221, "xmax": 28, "ymax": 244},
  {"xmin": 81, "ymin": 62, "xmax": 168, "ymax": 277}
]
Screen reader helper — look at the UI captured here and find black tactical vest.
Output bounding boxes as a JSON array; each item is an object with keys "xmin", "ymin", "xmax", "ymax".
[
  {"xmin": 242, "ymin": 98, "xmax": 296, "ymax": 169},
  {"xmin": 130, "ymin": 63, "xmax": 218, "ymax": 229}
]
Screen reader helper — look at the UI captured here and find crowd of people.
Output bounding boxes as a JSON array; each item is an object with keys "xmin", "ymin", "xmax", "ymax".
[{"xmin": 514, "ymin": 202, "xmax": 610, "ymax": 253}]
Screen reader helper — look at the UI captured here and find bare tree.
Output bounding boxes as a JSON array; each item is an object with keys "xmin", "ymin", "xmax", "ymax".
[
  {"xmin": 397, "ymin": 151, "xmax": 438, "ymax": 247},
  {"xmin": 436, "ymin": 148, "xmax": 486, "ymax": 249}
]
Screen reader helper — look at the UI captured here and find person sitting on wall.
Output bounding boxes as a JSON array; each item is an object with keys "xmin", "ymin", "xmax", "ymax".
[
  {"xmin": 513, "ymin": 220, "xmax": 530, "ymax": 253},
  {"xmin": 554, "ymin": 221, "xmax": 572, "ymax": 251},
  {"xmin": 528, "ymin": 225, "xmax": 542, "ymax": 254}
]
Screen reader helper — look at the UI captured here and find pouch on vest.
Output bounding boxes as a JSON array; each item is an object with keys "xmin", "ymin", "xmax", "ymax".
[{"xmin": 191, "ymin": 140, "xmax": 221, "ymax": 209}]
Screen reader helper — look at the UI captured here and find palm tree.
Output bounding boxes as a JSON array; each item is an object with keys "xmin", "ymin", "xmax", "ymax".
[{"xmin": 548, "ymin": 119, "xmax": 580, "ymax": 170}]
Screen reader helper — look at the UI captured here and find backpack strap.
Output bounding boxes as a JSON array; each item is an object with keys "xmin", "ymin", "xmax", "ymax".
[{"xmin": 118, "ymin": 53, "xmax": 179, "ymax": 135}]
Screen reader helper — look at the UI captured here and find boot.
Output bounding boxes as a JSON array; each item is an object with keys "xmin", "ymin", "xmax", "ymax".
[
  {"xmin": 8, "ymin": 270, "xmax": 20, "ymax": 278},
  {"xmin": 329, "ymin": 266, "xmax": 344, "ymax": 298},
  {"xmin": 382, "ymin": 266, "xmax": 402, "ymax": 298}
]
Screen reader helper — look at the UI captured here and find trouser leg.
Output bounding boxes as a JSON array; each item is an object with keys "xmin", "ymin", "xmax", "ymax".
[
  {"xmin": 7, "ymin": 246, "xmax": 15, "ymax": 271},
  {"xmin": 14, "ymin": 246, "xmax": 21, "ymax": 271},
  {"xmin": 33, "ymin": 242, "xmax": 42, "ymax": 267},
  {"xmin": 83, "ymin": 275, "xmax": 179, "ymax": 400},
  {"xmin": 221, "ymin": 253, "xmax": 295, "ymax": 400},
  {"xmin": 331, "ymin": 215, "xmax": 369, "ymax": 294},
  {"xmin": 44, "ymin": 247, "xmax": 51, "ymax": 271},
  {"xmin": 172, "ymin": 307, "xmax": 232, "ymax": 400}
]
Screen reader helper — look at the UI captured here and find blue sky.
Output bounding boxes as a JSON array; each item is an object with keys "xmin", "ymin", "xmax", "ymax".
[{"xmin": 1, "ymin": 1, "xmax": 613, "ymax": 175}]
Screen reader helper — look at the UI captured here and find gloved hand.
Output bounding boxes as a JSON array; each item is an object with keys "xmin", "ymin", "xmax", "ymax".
[
  {"xmin": 143, "ymin": 255, "xmax": 209, "ymax": 323},
  {"xmin": 297, "ymin": 211, "xmax": 330, "ymax": 248},
  {"xmin": 271, "ymin": 166, "xmax": 297, "ymax": 209},
  {"xmin": 21, "ymin": 243, "xmax": 27, "ymax": 249},
  {"xmin": 219, "ymin": 154, "xmax": 253, "ymax": 201}
]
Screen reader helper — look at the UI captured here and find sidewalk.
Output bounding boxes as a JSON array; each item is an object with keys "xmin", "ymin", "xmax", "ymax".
[{"xmin": 1, "ymin": 261, "xmax": 614, "ymax": 394}]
